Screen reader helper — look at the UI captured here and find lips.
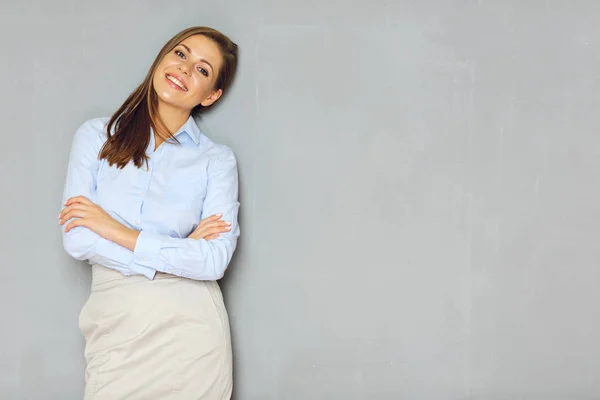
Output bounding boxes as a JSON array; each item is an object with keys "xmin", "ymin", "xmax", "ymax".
[{"xmin": 165, "ymin": 73, "xmax": 188, "ymax": 91}]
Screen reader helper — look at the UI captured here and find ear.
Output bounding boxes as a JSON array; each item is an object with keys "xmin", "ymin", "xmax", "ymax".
[{"xmin": 200, "ymin": 89, "xmax": 223, "ymax": 107}]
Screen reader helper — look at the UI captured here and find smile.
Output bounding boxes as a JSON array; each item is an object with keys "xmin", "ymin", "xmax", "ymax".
[{"xmin": 165, "ymin": 74, "xmax": 188, "ymax": 91}]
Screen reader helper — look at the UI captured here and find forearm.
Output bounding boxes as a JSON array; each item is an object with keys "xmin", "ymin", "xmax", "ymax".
[
  {"xmin": 62, "ymin": 225, "xmax": 134, "ymax": 273},
  {"xmin": 62, "ymin": 226, "xmax": 98, "ymax": 261},
  {"xmin": 131, "ymin": 229, "xmax": 238, "ymax": 280},
  {"xmin": 105, "ymin": 225, "xmax": 140, "ymax": 252}
]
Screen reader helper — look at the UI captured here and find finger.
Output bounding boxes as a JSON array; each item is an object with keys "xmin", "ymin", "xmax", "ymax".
[
  {"xmin": 195, "ymin": 225, "xmax": 230, "ymax": 237},
  {"xmin": 59, "ymin": 210, "xmax": 89, "ymax": 225},
  {"xmin": 201, "ymin": 213, "xmax": 223, "ymax": 223},
  {"xmin": 59, "ymin": 203, "xmax": 90, "ymax": 217},
  {"xmin": 64, "ymin": 195, "xmax": 93, "ymax": 207},
  {"xmin": 189, "ymin": 231, "xmax": 211, "ymax": 240},
  {"xmin": 206, "ymin": 226, "xmax": 231, "ymax": 235},
  {"xmin": 203, "ymin": 221, "xmax": 231, "ymax": 229},
  {"xmin": 203, "ymin": 220, "xmax": 231, "ymax": 228},
  {"xmin": 64, "ymin": 218, "xmax": 85, "ymax": 233},
  {"xmin": 189, "ymin": 224, "xmax": 230, "ymax": 240},
  {"xmin": 59, "ymin": 204, "xmax": 88, "ymax": 220},
  {"xmin": 189, "ymin": 228, "xmax": 207, "ymax": 239},
  {"xmin": 194, "ymin": 215, "xmax": 225, "ymax": 232},
  {"xmin": 205, "ymin": 234, "xmax": 221, "ymax": 240}
]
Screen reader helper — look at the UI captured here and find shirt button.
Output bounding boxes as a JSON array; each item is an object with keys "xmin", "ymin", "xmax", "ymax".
[
  {"xmin": 140, "ymin": 191, "xmax": 145, "ymax": 196},
  {"xmin": 135, "ymin": 220, "xmax": 140, "ymax": 225}
]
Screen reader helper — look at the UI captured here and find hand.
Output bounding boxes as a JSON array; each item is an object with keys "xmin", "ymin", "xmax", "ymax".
[
  {"xmin": 188, "ymin": 213, "xmax": 231, "ymax": 241},
  {"xmin": 59, "ymin": 196, "xmax": 126, "ymax": 241}
]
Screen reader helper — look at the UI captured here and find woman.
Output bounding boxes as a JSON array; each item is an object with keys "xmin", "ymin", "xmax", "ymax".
[{"xmin": 59, "ymin": 26, "xmax": 239, "ymax": 399}]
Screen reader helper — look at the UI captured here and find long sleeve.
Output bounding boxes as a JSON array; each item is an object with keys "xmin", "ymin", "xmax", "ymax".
[
  {"xmin": 131, "ymin": 148, "xmax": 240, "ymax": 280},
  {"xmin": 61, "ymin": 119, "xmax": 135, "ymax": 270}
]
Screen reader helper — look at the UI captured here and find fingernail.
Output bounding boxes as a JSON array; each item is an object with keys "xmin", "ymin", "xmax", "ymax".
[
  {"xmin": 216, "ymin": 213, "xmax": 223, "ymax": 217},
  {"xmin": 225, "ymin": 221, "xmax": 231, "ymax": 225}
]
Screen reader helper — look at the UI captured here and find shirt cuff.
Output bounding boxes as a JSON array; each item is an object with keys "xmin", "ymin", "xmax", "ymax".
[
  {"xmin": 132, "ymin": 230, "xmax": 163, "ymax": 278},
  {"xmin": 96, "ymin": 236, "xmax": 133, "ymax": 265}
]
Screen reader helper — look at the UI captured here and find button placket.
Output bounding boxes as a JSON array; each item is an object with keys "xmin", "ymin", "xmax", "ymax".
[{"xmin": 137, "ymin": 157, "xmax": 155, "ymax": 229}]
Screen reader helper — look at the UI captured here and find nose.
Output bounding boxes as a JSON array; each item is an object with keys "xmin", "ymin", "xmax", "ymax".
[{"xmin": 178, "ymin": 63, "xmax": 191, "ymax": 76}]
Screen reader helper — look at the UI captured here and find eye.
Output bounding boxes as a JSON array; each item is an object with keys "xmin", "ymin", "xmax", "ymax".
[
  {"xmin": 197, "ymin": 67, "xmax": 209, "ymax": 77},
  {"xmin": 175, "ymin": 50, "xmax": 185, "ymax": 59}
]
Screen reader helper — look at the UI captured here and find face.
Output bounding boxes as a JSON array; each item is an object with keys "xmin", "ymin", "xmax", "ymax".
[{"xmin": 152, "ymin": 34, "xmax": 224, "ymax": 112}]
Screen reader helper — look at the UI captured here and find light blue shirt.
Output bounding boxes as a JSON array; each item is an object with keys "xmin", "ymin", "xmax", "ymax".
[{"xmin": 61, "ymin": 116, "xmax": 240, "ymax": 280}]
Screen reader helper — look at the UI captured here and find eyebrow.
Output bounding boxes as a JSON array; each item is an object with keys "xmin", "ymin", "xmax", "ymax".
[{"xmin": 180, "ymin": 43, "xmax": 214, "ymax": 73}]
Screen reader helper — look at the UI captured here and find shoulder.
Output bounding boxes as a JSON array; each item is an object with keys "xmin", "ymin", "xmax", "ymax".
[
  {"xmin": 200, "ymin": 134, "xmax": 237, "ymax": 166},
  {"xmin": 72, "ymin": 117, "xmax": 110, "ymax": 148}
]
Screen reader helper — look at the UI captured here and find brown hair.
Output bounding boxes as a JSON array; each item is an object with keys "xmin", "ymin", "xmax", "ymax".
[{"xmin": 99, "ymin": 26, "xmax": 238, "ymax": 169}]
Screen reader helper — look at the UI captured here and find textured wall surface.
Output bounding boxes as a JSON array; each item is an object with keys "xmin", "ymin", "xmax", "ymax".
[{"xmin": 1, "ymin": 1, "xmax": 599, "ymax": 399}]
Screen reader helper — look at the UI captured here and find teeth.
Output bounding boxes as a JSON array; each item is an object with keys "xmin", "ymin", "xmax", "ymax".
[{"xmin": 167, "ymin": 75, "xmax": 187, "ymax": 91}]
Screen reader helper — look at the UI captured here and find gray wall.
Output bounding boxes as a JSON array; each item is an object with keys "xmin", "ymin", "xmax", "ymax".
[{"xmin": 1, "ymin": 1, "xmax": 599, "ymax": 399}]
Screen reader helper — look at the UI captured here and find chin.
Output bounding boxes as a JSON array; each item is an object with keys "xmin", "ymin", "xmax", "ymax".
[{"xmin": 154, "ymin": 93, "xmax": 194, "ymax": 114}]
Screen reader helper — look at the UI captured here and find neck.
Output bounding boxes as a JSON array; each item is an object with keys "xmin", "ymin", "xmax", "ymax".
[{"xmin": 155, "ymin": 101, "xmax": 190, "ymax": 148}]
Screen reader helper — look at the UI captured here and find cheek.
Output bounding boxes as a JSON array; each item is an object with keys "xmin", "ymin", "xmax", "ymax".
[
  {"xmin": 152, "ymin": 74, "xmax": 171, "ymax": 102},
  {"xmin": 152, "ymin": 73, "xmax": 161, "ymax": 92},
  {"xmin": 152, "ymin": 59, "xmax": 175, "ymax": 87},
  {"xmin": 152, "ymin": 65, "xmax": 170, "ymax": 90},
  {"xmin": 187, "ymin": 78, "xmax": 211, "ymax": 100}
]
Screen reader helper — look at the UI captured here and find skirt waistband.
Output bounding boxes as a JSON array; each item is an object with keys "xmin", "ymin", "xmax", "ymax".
[{"xmin": 90, "ymin": 264, "xmax": 186, "ymax": 291}]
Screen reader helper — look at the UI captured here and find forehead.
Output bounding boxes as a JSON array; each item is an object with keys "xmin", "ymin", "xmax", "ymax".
[{"xmin": 178, "ymin": 35, "xmax": 222, "ymax": 65}]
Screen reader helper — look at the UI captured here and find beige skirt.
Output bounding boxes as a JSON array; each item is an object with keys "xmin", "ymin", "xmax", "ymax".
[{"xmin": 78, "ymin": 264, "xmax": 233, "ymax": 399}]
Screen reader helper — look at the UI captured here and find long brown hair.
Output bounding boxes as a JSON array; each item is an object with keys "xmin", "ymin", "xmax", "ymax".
[{"xmin": 99, "ymin": 26, "xmax": 238, "ymax": 169}]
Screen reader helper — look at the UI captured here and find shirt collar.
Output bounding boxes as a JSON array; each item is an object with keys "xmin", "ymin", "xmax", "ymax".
[{"xmin": 173, "ymin": 115, "xmax": 202, "ymax": 146}]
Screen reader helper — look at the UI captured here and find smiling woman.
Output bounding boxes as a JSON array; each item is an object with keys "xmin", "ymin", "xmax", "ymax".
[{"xmin": 59, "ymin": 26, "xmax": 239, "ymax": 399}]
